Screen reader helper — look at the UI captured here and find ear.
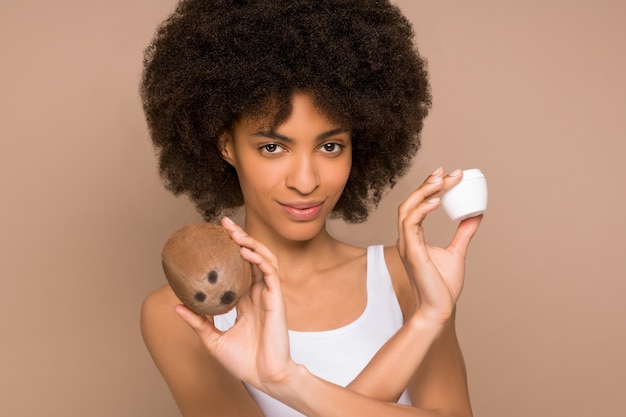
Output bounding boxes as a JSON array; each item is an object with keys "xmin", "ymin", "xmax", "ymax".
[{"xmin": 217, "ymin": 131, "xmax": 236, "ymax": 166}]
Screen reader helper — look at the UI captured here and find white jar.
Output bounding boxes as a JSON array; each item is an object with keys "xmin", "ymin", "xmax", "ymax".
[{"xmin": 441, "ymin": 169, "xmax": 488, "ymax": 221}]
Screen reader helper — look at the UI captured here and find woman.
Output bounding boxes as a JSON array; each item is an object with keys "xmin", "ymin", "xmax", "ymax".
[{"xmin": 140, "ymin": 1, "xmax": 482, "ymax": 416}]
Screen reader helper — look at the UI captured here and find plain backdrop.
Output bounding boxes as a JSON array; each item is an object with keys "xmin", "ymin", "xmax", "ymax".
[{"xmin": 1, "ymin": 1, "xmax": 624, "ymax": 416}]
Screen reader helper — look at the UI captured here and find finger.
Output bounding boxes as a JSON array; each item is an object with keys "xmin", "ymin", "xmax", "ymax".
[
  {"xmin": 221, "ymin": 217, "xmax": 252, "ymax": 247},
  {"xmin": 399, "ymin": 186, "xmax": 445, "ymax": 247},
  {"xmin": 397, "ymin": 168, "xmax": 465, "ymax": 230},
  {"xmin": 440, "ymin": 168, "xmax": 463, "ymax": 193},
  {"xmin": 235, "ymin": 235, "xmax": 279, "ymax": 282},
  {"xmin": 398, "ymin": 167, "xmax": 445, "ymax": 221},
  {"xmin": 220, "ymin": 220, "xmax": 283, "ymax": 308},
  {"xmin": 447, "ymin": 214, "xmax": 483, "ymax": 257},
  {"xmin": 221, "ymin": 216, "xmax": 247, "ymax": 240},
  {"xmin": 398, "ymin": 167, "xmax": 464, "ymax": 236},
  {"xmin": 402, "ymin": 195, "xmax": 441, "ymax": 227},
  {"xmin": 221, "ymin": 218, "xmax": 279, "ymax": 267},
  {"xmin": 174, "ymin": 304, "xmax": 222, "ymax": 347},
  {"xmin": 240, "ymin": 247, "xmax": 281, "ymax": 294},
  {"xmin": 397, "ymin": 167, "xmax": 445, "ymax": 254}
]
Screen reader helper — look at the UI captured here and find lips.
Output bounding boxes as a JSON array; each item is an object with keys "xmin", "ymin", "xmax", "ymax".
[{"xmin": 279, "ymin": 201, "xmax": 324, "ymax": 221}]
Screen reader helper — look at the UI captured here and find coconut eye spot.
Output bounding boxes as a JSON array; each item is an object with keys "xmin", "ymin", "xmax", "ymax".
[
  {"xmin": 220, "ymin": 291, "xmax": 236, "ymax": 305},
  {"xmin": 207, "ymin": 270, "xmax": 218, "ymax": 284}
]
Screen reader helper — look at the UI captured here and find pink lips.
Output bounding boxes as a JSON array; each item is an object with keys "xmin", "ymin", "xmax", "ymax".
[{"xmin": 280, "ymin": 201, "xmax": 324, "ymax": 221}]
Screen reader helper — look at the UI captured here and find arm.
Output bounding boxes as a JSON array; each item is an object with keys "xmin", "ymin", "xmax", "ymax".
[
  {"xmin": 267, "ymin": 215, "xmax": 478, "ymax": 416},
  {"xmin": 346, "ymin": 168, "xmax": 480, "ymax": 413},
  {"xmin": 408, "ymin": 312, "xmax": 473, "ymax": 416},
  {"xmin": 176, "ymin": 184, "xmax": 481, "ymax": 417},
  {"xmin": 140, "ymin": 285, "xmax": 264, "ymax": 417},
  {"xmin": 177, "ymin": 299, "xmax": 446, "ymax": 417},
  {"xmin": 264, "ymin": 317, "xmax": 472, "ymax": 417}
]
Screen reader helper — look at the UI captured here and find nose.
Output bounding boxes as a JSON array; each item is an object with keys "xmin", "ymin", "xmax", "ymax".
[{"xmin": 285, "ymin": 154, "xmax": 319, "ymax": 195}]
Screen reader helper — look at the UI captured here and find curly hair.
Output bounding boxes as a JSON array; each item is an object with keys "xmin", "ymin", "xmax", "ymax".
[{"xmin": 140, "ymin": 0, "xmax": 431, "ymax": 223}]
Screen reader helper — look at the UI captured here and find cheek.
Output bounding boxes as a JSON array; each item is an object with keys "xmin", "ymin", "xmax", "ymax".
[
  {"xmin": 326, "ymin": 159, "xmax": 352, "ymax": 193},
  {"xmin": 338, "ymin": 156, "xmax": 353, "ymax": 183},
  {"xmin": 237, "ymin": 164, "xmax": 281, "ymax": 198}
]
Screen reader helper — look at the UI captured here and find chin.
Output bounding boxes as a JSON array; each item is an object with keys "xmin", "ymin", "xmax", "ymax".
[{"xmin": 278, "ymin": 219, "xmax": 327, "ymax": 243}]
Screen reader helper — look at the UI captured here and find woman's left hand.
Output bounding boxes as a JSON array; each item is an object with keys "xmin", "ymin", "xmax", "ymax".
[
  {"xmin": 396, "ymin": 167, "xmax": 483, "ymax": 324},
  {"xmin": 174, "ymin": 217, "xmax": 294, "ymax": 392}
]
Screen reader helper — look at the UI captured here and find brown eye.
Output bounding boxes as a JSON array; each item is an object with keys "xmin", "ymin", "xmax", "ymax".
[
  {"xmin": 259, "ymin": 142, "xmax": 286, "ymax": 157},
  {"xmin": 320, "ymin": 142, "xmax": 342, "ymax": 155}
]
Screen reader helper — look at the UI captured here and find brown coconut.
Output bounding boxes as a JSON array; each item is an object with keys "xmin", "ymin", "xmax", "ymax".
[{"xmin": 161, "ymin": 222, "xmax": 252, "ymax": 316}]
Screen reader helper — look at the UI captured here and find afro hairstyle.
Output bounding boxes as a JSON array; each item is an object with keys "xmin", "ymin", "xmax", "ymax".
[{"xmin": 140, "ymin": 0, "xmax": 431, "ymax": 223}]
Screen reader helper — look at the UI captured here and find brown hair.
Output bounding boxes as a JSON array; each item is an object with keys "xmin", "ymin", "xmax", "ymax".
[{"xmin": 140, "ymin": 0, "xmax": 431, "ymax": 222}]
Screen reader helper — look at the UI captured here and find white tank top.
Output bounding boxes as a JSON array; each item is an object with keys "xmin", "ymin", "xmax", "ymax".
[{"xmin": 213, "ymin": 245, "xmax": 412, "ymax": 415}]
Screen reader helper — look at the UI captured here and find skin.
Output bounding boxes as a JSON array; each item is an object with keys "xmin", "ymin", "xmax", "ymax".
[{"xmin": 141, "ymin": 93, "xmax": 482, "ymax": 416}]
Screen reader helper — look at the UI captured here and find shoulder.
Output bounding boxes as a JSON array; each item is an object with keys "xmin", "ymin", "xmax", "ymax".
[
  {"xmin": 141, "ymin": 285, "xmax": 193, "ymax": 351},
  {"xmin": 141, "ymin": 284, "xmax": 178, "ymax": 321},
  {"xmin": 381, "ymin": 245, "xmax": 416, "ymax": 320},
  {"xmin": 140, "ymin": 285, "xmax": 211, "ymax": 383},
  {"xmin": 140, "ymin": 285, "xmax": 263, "ymax": 416},
  {"xmin": 140, "ymin": 285, "xmax": 178, "ymax": 350}
]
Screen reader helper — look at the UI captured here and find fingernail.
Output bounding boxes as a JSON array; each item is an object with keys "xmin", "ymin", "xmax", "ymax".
[
  {"xmin": 428, "ymin": 167, "xmax": 444, "ymax": 183},
  {"xmin": 428, "ymin": 197, "xmax": 440, "ymax": 204},
  {"xmin": 448, "ymin": 169, "xmax": 462, "ymax": 177},
  {"xmin": 223, "ymin": 216, "xmax": 235, "ymax": 225},
  {"xmin": 234, "ymin": 231, "xmax": 247, "ymax": 238}
]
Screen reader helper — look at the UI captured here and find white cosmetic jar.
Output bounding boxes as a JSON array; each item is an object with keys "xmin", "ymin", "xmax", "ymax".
[{"xmin": 441, "ymin": 169, "xmax": 488, "ymax": 221}]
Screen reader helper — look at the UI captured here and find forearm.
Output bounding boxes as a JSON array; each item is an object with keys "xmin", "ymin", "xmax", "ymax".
[
  {"xmin": 347, "ymin": 314, "xmax": 446, "ymax": 401},
  {"xmin": 268, "ymin": 364, "xmax": 446, "ymax": 417}
]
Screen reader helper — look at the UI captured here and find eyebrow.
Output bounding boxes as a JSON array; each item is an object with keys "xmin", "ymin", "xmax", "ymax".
[{"xmin": 252, "ymin": 128, "xmax": 350, "ymax": 143}]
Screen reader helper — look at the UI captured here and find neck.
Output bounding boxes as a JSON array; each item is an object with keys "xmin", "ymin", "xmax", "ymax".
[{"xmin": 243, "ymin": 219, "xmax": 343, "ymax": 285}]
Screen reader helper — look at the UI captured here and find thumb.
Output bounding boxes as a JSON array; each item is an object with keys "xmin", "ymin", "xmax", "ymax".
[
  {"xmin": 448, "ymin": 214, "xmax": 483, "ymax": 257},
  {"xmin": 174, "ymin": 304, "xmax": 222, "ymax": 347}
]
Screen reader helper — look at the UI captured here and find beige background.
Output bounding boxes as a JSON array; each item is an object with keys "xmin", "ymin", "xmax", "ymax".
[{"xmin": 1, "ymin": 1, "xmax": 624, "ymax": 416}]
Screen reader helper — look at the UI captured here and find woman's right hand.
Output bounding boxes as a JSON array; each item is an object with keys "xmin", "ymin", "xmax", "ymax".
[{"xmin": 174, "ymin": 217, "xmax": 296, "ymax": 393}]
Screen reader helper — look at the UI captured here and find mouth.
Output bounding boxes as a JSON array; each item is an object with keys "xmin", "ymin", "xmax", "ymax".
[{"xmin": 279, "ymin": 201, "xmax": 324, "ymax": 221}]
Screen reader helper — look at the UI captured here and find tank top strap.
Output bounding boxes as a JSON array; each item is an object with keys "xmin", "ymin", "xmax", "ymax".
[{"xmin": 366, "ymin": 244, "xmax": 403, "ymax": 324}]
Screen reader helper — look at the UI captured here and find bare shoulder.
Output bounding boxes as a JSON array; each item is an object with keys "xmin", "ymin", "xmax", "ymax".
[
  {"xmin": 382, "ymin": 245, "xmax": 416, "ymax": 319},
  {"xmin": 141, "ymin": 285, "xmax": 193, "ymax": 355},
  {"xmin": 141, "ymin": 285, "xmax": 263, "ymax": 417},
  {"xmin": 141, "ymin": 284, "xmax": 179, "ymax": 323}
]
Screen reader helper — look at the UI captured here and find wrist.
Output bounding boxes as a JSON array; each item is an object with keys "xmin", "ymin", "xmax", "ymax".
[
  {"xmin": 264, "ymin": 361, "xmax": 311, "ymax": 400},
  {"xmin": 405, "ymin": 313, "xmax": 447, "ymax": 338}
]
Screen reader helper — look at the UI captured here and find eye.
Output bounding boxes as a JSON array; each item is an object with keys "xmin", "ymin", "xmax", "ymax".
[
  {"xmin": 260, "ymin": 143, "xmax": 284, "ymax": 155},
  {"xmin": 319, "ymin": 142, "xmax": 343, "ymax": 156}
]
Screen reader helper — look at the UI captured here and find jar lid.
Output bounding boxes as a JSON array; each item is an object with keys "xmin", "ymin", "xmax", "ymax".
[{"xmin": 461, "ymin": 168, "xmax": 485, "ymax": 180}]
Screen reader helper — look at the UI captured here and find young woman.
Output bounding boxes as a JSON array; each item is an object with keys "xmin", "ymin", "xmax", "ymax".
[{"xmin": 140, "ymin": 1, "xmax": 482, "ymax": 416}]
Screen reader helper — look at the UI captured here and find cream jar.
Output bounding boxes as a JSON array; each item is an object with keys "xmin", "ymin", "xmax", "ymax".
[{"xmin": 441, "ymin": 169, "xmax": 488, "ymax": 221}]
